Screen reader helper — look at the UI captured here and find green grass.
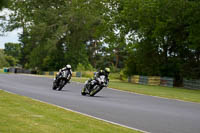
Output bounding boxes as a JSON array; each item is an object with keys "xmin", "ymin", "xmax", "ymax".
[
  {"xmin": 0, "ymin": 90, "xmax": 141, "ymax": 133},
  {"xmin": 71, "ymin": 77, "xmax": 200, "ymax": 103}
]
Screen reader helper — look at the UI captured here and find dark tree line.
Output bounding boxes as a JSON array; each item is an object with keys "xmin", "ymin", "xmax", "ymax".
[
  {"xmin": 1, "ymin": 0, "xmax": 199, "ymax": 85},
  {"xmin": 115, "ymin": 0, "xmax": 200, "ymax": 85},
  {"xmin": 0, "ymin": 0, "xmax": 8, "ymax": 10}
]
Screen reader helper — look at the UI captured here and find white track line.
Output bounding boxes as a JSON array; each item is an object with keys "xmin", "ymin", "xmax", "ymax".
[{"xmin": 1, "ymin": 89, "xmax": 150, "ymax": 133}]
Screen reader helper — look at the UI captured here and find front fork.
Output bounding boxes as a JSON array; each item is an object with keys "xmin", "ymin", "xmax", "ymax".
[{"xmin": 84, "ymin": 80, "xmax": 92, "ymax": 93}]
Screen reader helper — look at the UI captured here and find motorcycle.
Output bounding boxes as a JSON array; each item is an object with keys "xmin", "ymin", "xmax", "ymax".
[
  {"xmin": 52, "ymin": 71, "xmax": 71, "ymax": 91},
  {"xmin": 81, "ymin": 75, "xmax": 108, "ymax": 96}
]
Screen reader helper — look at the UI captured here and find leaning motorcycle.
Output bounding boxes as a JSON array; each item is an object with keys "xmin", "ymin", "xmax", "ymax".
[
  {"xmin": 81, "ymin": 75, "xmax": 108, "ymax": 96},
  {"xmin": 52, "ymin": 71, "xmax": 70, "ymax": 91}
]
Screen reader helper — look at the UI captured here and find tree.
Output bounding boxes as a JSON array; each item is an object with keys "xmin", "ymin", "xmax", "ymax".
[
  {"xmin": 0, "ymin": 0, "xmax": 9, "ymax": 35},
  {"xmin": 4, "ymin": 55, "xmax": 17, "ymax": 67},
  {"xmin": 0, "ymin": 49, "xmax": 9, "ymax": 67},
  {"xmin": 0, "ymin": 0, "xmax": 8, "ymax": 10},
  {"xmin": 115, "ymin": 0, "xmax": 200, "ymax": 83},
  {"xmin": 4, "ymin": 43, "xmax": 21, "ymax": 58},
  {"xmin": 8, "ymin": 0, "xmax": 111, "ymax": 71}
]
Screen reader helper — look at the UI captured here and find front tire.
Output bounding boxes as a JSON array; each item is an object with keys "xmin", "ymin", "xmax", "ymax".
[
  {"xmin": 52, "ymin": 86, "xmax": 57, "ymax": 90},
  {"xmin": 52, "ymin": 81, "xmax": 57, "ymax": 90},
  {"xmin": 81, "ymin": 88, "xmax": 86, "ymax": 95}
]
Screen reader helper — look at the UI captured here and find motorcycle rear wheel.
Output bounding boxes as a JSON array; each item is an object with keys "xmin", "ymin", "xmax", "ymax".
[
  {"xmin": 89, "ymin": 86, "xmax": 102, "ymax": 96},
  {"xmin": 58, "ymin": 79, "xmax": 65, "ymax": 91}
]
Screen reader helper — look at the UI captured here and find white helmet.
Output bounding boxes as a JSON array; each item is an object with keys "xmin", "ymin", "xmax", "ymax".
[{"xmin": 66, "ymin": 64, "xmax": 71, "ymax": 69}]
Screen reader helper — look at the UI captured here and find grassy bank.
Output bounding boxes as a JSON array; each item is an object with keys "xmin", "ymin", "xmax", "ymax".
[
  {"xmin": 71, "ymin": 77, "xmax": 200, "ymax": 103},
  {"xmin": 0, "ymin": 90, "xmax": 140, "ymax": 133}
]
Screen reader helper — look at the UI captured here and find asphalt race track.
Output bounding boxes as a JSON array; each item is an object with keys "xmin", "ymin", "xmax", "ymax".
[{"xmin": 0, "ymin": 74, "xmax": 200, "ymax": 133}]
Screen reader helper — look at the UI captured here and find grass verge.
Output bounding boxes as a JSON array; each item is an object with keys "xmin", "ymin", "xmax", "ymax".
[
  {"xmin": 0, "ymin": 90, "xmax": 141, "ymax": 133},
  {"xmin": 71, "ymin": 77, "xmax": 200, "ymax": 103}
]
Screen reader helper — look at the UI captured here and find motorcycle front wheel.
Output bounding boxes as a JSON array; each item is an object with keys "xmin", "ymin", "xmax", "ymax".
[
  {"xmin": 81, "ymin": 87, "xmax": 87, "ymax": 95},
  {"xmin": 52, "ymin": 81, "xmax": 57, "ymax": 90}
]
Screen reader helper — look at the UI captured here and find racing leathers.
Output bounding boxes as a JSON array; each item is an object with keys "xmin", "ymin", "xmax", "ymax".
[
  {"xmin": 88, "ymin": 70, "xmax": 109, "ymax": 90},
  {"xmin": 55, "ymin": 67, "xmax": 72, "ymax": 82}
]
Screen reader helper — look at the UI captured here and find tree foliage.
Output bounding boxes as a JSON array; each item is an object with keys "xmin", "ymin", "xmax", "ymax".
[
  {"xmin": 0, "ymin": 45, "xmax": 18, "ymax": 67},
  {"xmin": 4, "ymin": 43, "xmax": 21, "ymax": 59},
  {"xmin": 115, "ymin": 0, "xmax": 200, "ymax": 83},
  {"xmin": 0, "ymin": 49, "xmax": 9, "ymax": 67},
  {"xmin": 0, "ymin": 0, "xmax": 8, "ymax": 10},
  {"xmin": 8, "ymin": 0, "xmax": 111, "ymax": 71},
  {"xmin": 5, "ymin": 0, "xmax": 200, "ymax": 84}
]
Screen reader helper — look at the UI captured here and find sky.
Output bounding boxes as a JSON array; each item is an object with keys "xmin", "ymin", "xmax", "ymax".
[
  {"xmin": 0, "ymin": 8, "xmax": 21, "ymax": 49},
  {"xmin": 0, "ymin": 29, "xmax": 21, "ymax": 49}
]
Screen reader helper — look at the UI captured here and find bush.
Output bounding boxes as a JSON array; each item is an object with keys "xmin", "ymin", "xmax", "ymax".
[
  {"xmin": 109, "ymin": 73, "xmax": 121, "ymax": 80},
  {"xmin": 86, "ymin": 64, "xmax": 96, "ymax": 71},
  {"xmin": 76, "ymin": 63, "xmax": 96, "ymax": 72},
  {"xmin": 82, "ymin": 71, "xmax": 94, "ymax": 78},
  {"xmin": 76, "ymin": 63, "xmax": 85, "ymax": 72},
  {"xmin": 120, "ymin": 69, "xmax": 128, "ymax": 81},
  {"xmin": 110, "ymin": 64, "xmax": 120, "ymax": 73}
]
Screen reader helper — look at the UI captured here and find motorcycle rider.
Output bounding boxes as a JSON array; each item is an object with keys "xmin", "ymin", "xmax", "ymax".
[
  {"xmin": 87, "ymin": 67, "xmax": 110, "ymax": 90},
  {"xmin": 55, "ymin": 64, "xmax": 72, "ymax": 83}
]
